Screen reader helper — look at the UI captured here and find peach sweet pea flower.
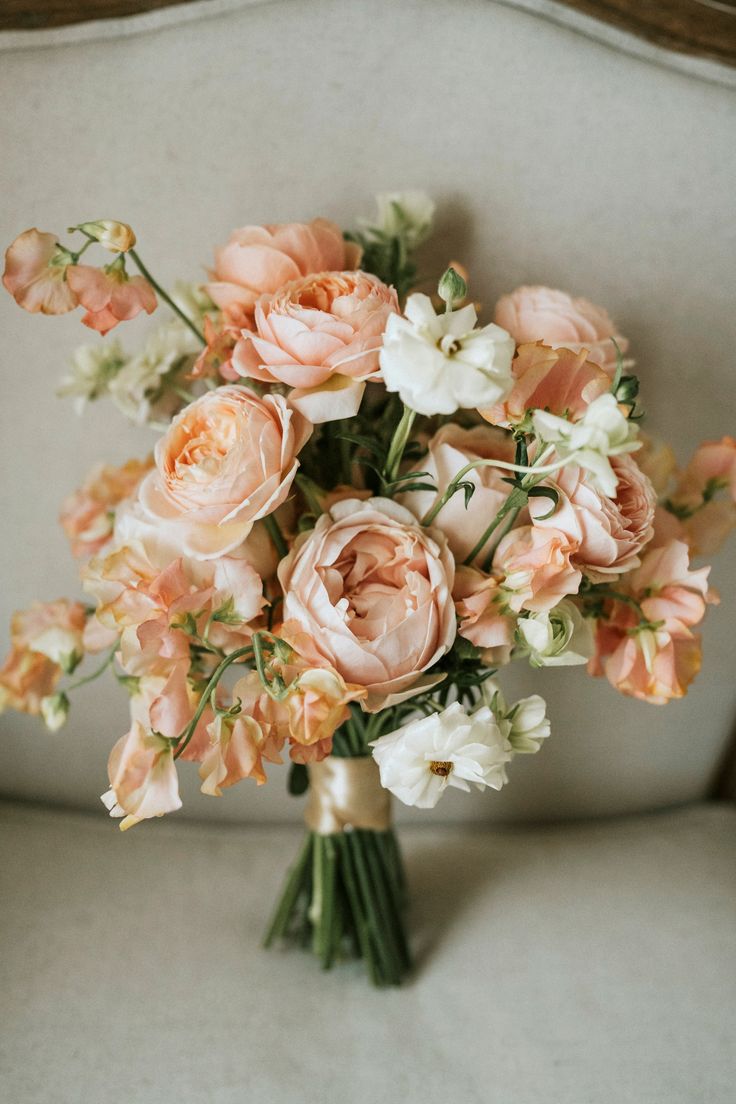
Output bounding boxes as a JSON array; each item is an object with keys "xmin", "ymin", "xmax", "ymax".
[
  {"xmin": 233, "ymin": 271, "xmax": 399, "ymax": 422},
  {"xmin": 400, "ymin": 423, "xmax": 525, "ymax": 565},
  {"xmin": 673, "ymin": 436, "xmax": 736, "ymax": 509},
  {"xmin": 137, "ymin": 385, "xmax": 311, "ymax": 559},
  {"xmin": 0, "ymin": 600, "xmax": 87, "ymax": 715},
  {"xmin": 480, "ymin": 342, "xmax": 611, "ymax": 428},
  {"xmin": 83, "ymin": 535, "xmax": 264, "ymax": 677},
  {"xmin": 206, "ymin": 219, "xmax": 361, "ymax": 328},
  {"xmin": 453, "ymin": 566, "xmax": 516, "ymax": 666},
  {"xmin": 529, "ymin": 453, "xmax": 656, "ymax": 582},
  {"xmin": 284, "ymin": 666, "xmax": 366, "ymax": 763},
  {"xmin": 279, "ymin": 497, "xmax": 456, "ymax": 711},
  {"xmin": 59, "ymin": 457, "xmax": 153, "ymax": 560},
  {"xmin": 494, "ymin": 286, "xmax": 628, "ymax": 376},
  {"xmin": 3, "ymin": 229, "xmax": 79, "ymax": 314},
  {"xmin": 590, "ymin": 539, "xmax": 713, "ymax": 704},
  {"xmin": 102, "ymin": 722, "xmax": 181, "ymax": 830},
  {"xmin": 199, "ymin": 711, "xmax": 268, "ymax": 795},
  {"xmin": 494, "ymin": 525, "xmax": 582, "ymax": 613},
  {"xmin": 66, "ymin": 262, "xmax": 156, "ymax": 335}
]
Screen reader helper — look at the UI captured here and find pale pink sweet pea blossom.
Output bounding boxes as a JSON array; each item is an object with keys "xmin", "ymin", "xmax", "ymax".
[
  {"xmin": 673, "ymin": 436, "xmax": 736, "ymax": 508},
  {"xmin": 102, "ymin": 723, "xmax": 181, "ymax": 830},
  {"xmin": 66, "ymin": 263, "xmax": 157, "ymax": 335},
  {"xmin": 480, "ymin": 342, "xmax": 611, "ymax": 429},
  {"xmin": 137, "ymin": 386, "xmax": 311, "ymax": 559},
  {"xmin": 233, "ymin": 271, "xmax": 399, "ymax": 423},
  {"xmin": 199, "ymin": 712, "xmax": 268, "ymax": 795},
  {"xmin": 278, "ymin": 497, "xmax": 456, "ymax": 711},
  {"xmin": 400, "ymin": 424, "xmax": 525, "ymax": 565},
  {"xmin": 3, "ymin": 229, "xmax": 79, "ymax": 314},
  {"xmin": 59, "ymin": 457, "xmax": 153, "ymax": 560},
  {"xmin": 494, "ymin": 286, "xmax": 628, "ymax": 376},
  {"xmin": 453, "ymin": 566, "xmax": 516, "ymax": 666},
  {"xmin": 0, "ymin": 599, "xmax": 87, "ymax": 715},
  {"xmin": 590, "ymin": 539, "xmax": 714, "ymax": 704},
  {"xmin": 494, "ymin": 525, "xmax": 582, "ymax": 613},
  {"xmin": 529, "ymin": 453, "xmax": 656, "ymax": 582},
  {"xmin": 206, "ymin": 219, "xmax": 361, "ymax": 327}
]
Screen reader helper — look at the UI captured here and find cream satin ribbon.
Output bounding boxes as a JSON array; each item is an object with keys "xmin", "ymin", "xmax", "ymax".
[{"xmin": 305, "ymin": 757, "xmax": 391, "ymax": 835}]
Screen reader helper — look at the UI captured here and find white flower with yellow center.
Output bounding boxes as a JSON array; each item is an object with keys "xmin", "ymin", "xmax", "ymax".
[{"xmin": 370, "ymin": 701, "xmax": 512, "ymax": 809}]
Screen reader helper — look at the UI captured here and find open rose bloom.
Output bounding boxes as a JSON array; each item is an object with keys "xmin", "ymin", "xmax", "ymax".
[{"xmin": 2, "ymin": 196, "xmax": 733, "ymax": 986}]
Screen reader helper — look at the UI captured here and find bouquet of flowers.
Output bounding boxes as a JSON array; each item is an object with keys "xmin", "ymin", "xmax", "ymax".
[{"xmin": 2, "ymin": 196, "xmax": 734, "ymax": 986}]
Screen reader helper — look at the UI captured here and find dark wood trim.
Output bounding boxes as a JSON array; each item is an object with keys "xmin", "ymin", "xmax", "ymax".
[
  {"xmin": 0, "ymin": 0, "xmax": 735, "ymax": 72},
  {"xmin": 710, "ymin": 721, "xmax": 736, "ymax": 801}
]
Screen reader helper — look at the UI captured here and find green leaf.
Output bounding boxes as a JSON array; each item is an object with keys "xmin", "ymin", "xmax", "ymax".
[
  {"xmin": 458, "ymin": 481, "xmax": 476, "ymax": 509},
  {"xmin": 528, "ymin": 485, "xmax": 559, "ymax": 520},
  {"xmin": 288, "ymin": 763, "xmax": 310, "ymax": 796}
]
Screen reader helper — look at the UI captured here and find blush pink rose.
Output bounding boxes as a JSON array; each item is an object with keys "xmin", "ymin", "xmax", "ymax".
[
  {"xmin": 494, "ymin": 286, "xmax": 628, "ymax": 376},
  {"xmin": 137, "ymin": 385, "xmax": 311, "ymax": 559},
  {"xmin": 232, "ymin": 271, "xmax": 399, "ymax": 422},
  {"xmin": 278, "ymin": 497, "xmax": 456, "ymax": 711},
  {"xmin": 480, "ymin": 342, "xmax": 610, "ymax": 428},
  {"xmin": 399, "ymin": 424, "xmax": 525, "ymax": 565},
  {"xmin": 529, "ymin": 453, "xmax": 656, "ymax": 582},
  {"xmin": 206, "ymin": 218, "xmax": 361, "ymax": 327},
  {"xmin": 494, "ymin": 525, "xmax": 582, "ymax": 612}
]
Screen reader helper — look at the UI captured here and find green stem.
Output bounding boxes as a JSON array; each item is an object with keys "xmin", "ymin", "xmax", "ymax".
[
  {"xmin": 173, "ymin": 645, "xmax": 253, "ymax": 759},
  {"xmin": 64, "ymin": 645, "xmax": 117, "ymax": 693},
  {"xmin": 129, "ymin": 249, "xmax": 205, "ymax": 345},
  {"xmin": 480, "ymin": 505, "xmax": 523, "ymax": 572},
  {"xmin": 263, "ymin": 513, "xmax": 288, "ymax": 560},
  {"xmin": 384, "ymin": 405, "xmax": 417, "ymax": 485}
]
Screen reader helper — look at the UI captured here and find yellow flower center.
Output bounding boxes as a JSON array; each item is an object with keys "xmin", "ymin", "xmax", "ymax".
[{"xmin": 429, "ymin": 760, "xmax": 453, "ymax": 777}]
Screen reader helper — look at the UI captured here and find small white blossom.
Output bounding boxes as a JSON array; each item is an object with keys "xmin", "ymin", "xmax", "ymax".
[
  {"xmin": 57, "ymin": 341, "xmax": 126, "ymax": 411},
  {"xmin": 108, "ymin": 319, "xmax": 198, "ymax": 425},
  {"xmin": 40, "ymin": 692, "xmax": 70, "ymax": 733},
  {"xmin": 363, "ymin": 191, "xmax": 436, "ymax": 249},
  {"xmin": 379, "ymin": 293, "xmax": 515, "ymax": 416},
  {"xmin": 516, "ymin": 600, "xmax": 594, "ymax": 668},
  {"xmin": 370, "ymin": 701, "xmax": 512, "ymax": 809},
  {"xmin": 485, "ymin": 682, "xmax": 551, "ymax": 754},
  {"xmin": 532, "ymin": 393, "xmax": 640, "ymax": 497}
]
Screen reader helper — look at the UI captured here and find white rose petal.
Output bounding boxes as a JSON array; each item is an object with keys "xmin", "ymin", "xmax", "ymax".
[{"xmin": 370, "ymin": 701, "xmax": 512, "ymax": 809}]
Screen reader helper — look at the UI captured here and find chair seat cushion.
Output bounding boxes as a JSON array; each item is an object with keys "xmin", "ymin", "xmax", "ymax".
[{"xmin": 1, "ymin": 800, "xmax": 733, "ymax": 1102}]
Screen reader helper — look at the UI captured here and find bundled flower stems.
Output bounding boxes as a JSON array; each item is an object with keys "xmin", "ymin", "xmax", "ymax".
[{"xmin": 2, "ymin": 197, "xmax": 734, "ymax": 985}]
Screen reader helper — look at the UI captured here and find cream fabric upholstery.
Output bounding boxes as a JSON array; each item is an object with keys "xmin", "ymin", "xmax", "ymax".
[
  {"xmin": 0, "ymin": 0, "xmax": 734, "ymax": 821},
  {"xmin": 1, "ymin": 800, "xmax": 734, "ymax": 1102}
]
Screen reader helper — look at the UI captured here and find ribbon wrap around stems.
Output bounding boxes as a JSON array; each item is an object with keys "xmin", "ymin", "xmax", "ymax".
[{"xmin": 305, "ymin": 756, "xmax": 391, "ymax": 835}]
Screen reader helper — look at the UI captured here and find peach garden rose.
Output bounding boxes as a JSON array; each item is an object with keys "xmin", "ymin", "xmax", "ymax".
[
  {"xmin": 137, "ymin": 385, "xmax": 311, "ymax": 559},
  {"xmin": 494, "ymin": 285, "xmax": 628, "ymax": 376},
  {"xmin": 278, "ymin": 497, "xmax": 456, "ymax": 711}
]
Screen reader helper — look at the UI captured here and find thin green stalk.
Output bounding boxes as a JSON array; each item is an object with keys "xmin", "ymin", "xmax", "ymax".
[
  {"xmin": 335, "ymin": 833, "xmax": 381, "ymax": 985},
  {"xmin": 263, "ymin": 513, "xmax": 288, "ymax": 560},
  {"xmin": 173, "ymin": 645, "xmax": 253, "ymax": 759},
  {"xmin": 463, "ymin": 486, "xmax": 527, "ymax": 567},
  {"xmin": 263, "ymin": 833, "xmax": 313, "ymax": 947},
  {"xmin": 63, "ymin": 644, "xmax": 117, "ymax": 693},
  {"xmin": 129, "ymin": 248, "xmax": 205, "ymax": 345},
  {"xmin": 384, "ymin": 405, "xmax": 417, "ymax": 485}
]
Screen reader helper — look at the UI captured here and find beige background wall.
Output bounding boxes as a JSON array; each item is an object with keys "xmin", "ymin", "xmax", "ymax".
[{"xmin": 1, "ymin": 0, "xmax": 734, "ymax": 823}]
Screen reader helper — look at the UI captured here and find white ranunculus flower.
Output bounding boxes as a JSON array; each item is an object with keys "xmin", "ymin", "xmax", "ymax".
[
  {"xmin": 516, "ymin": 600, "xmax": 594, "ymax": 668},
  {"xmin": 57, "ymin": 340, "xmax": 126, "ymax": 412},
  {"xmin": 379, "ymin": 293, "xmax": 515, "ymax": 416},
  {"xmin": 108, "ymin": 318, "xmax": 199, "ymax": 425},
  {"xmin": 485, "ymin": 682, "xmax": 551, "ymax": 754},
  {"xmin": 370, "ymin": 701, "xmax": 512, "ymax": 809},
  {"xmin": 364, "ymin": 191, "xmax": 436, "ymax": 249},
  {"xmin": 532, "ymin": 393, "xmax": 639, "ymax": 497}
]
